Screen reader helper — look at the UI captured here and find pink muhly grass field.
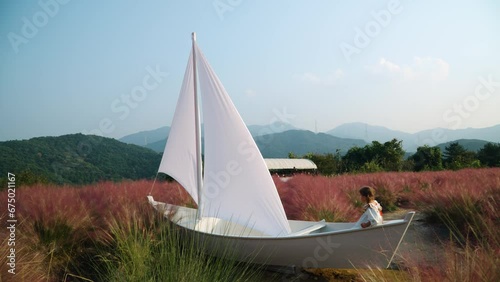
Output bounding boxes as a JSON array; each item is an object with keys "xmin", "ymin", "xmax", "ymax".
[
  {"xmin": 8, "ymin": 168, "xmax": 498, "ymax": 227},
  {"xmin": 276, "ymin": 174, "xmax": 358, "ymax": 222},
  {"xmin": 0, "ymin": 180, "xmax": 193, "ymax": 280},
  {"xmin": 7, "ymin": 168, "xmax": 498, "ymax": 234},
  {"xmin": 1, "ymin": 168, "xmax": 499, "ymax": 281},
  {"xmin": 13, "ymin": 180, "xmax": 193, "ymax": 231}
]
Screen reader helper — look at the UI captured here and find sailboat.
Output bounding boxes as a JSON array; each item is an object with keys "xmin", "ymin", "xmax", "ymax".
[{"xmin": 147, "ymin": 33, "xmax": 415, "ymax": 269}]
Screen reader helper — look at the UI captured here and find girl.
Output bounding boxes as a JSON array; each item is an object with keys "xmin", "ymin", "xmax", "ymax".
[{"xmin": 353, "ymin": 186, "xmax": 383, "ymax": 229}]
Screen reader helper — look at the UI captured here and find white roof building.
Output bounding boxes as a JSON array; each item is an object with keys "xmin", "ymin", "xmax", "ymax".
[{"xmin": 264, "ymin": 158, "xmax": 317, "ymax": 170}]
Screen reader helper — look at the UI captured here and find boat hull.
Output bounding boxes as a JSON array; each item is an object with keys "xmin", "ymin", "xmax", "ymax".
[{"xmin": 148, "ymin": 196, "xmax": 415, "ymax": 269}]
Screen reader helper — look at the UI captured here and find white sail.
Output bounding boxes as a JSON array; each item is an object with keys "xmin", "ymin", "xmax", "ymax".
[
  {"xmin": 148, "ymin": 34, "xmax": 415, "ymax": 267},
  {"xmin": 158, "ymin": 51, "xmax": 200, "ymax": 204},
  {"xmin": 194, "ymin": 44, "xmax": 291, "ymax": 236}
]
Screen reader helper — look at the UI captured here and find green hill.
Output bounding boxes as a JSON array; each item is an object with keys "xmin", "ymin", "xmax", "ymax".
[
  {"xmin": 436, "ymin": 139, "xmax": 491, "ymax": 153},
  {"xmin": 119, "ymin": 126, "xmax": 170, "ymax": 147},
  {"xmin": 143, "ymin": 130, "xmax": 367, "ymax": 157},
  {"xmin": 0, "ymin": 134, "xmax": 162, "ymax": 185},
  {"xmin": 255, "ymin": 130, "xmax": 367, "ymax": 158}
]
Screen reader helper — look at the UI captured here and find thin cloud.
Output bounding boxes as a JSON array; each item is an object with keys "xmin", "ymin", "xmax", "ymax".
[{"xmin": 365, "ymin": 57, "xmax": 449, "ymax": 81}]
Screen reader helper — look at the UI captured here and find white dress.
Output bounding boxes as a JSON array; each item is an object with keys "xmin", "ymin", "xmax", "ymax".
[{"xmin": 352, "ymin": 200, "xmax": 383, "ymax": 229}]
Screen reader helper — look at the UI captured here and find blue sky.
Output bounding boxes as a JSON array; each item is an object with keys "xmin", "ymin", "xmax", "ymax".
[{"xmin": 1, "ymin": 0, "xmax": 499, "ymax": 141}]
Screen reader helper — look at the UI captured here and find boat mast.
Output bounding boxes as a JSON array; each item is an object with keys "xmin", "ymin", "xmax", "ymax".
[{"xmin": 192, "ymin": 32, "xmax": 203, "ymax": 219}]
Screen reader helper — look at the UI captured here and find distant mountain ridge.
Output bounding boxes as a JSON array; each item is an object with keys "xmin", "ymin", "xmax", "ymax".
[
  {"xmin": 131, "ymin": 129, "xmax": 367, "ymax": 158},
  {"xmin": 436, "ymin": 139, "xmax": 491, "ymax": 153},
  {"xmin": 119, "ymin": 126, "xmax": 170, "ymax": 147},
  {"xmin": 248, "ymin": 121, "xmax": 298, "ymax": 137},
  {"xmin": 120, "ymin": 121, "xmax": 300, "ymax": 154},
  {"xmin": 327, "ymin": 122, "xmax": 500, "ymax": 152},
  {"xmin": 413, "ymin": 126, "xmax": 500, "ymax": 148},
  {"xmin": 327, "ymin": 123, "xmax": 412, "ymax": 144},
  {"xmin": 119, "ymin": 122, "xmax": 296, "ymax": 148},
  {"xmin": 255, "ymin": 130, "xmax": 367, "ymax": 158},
  {"xmin": 119, "ymin": 122, "xmax": 499, "ymax": 154}
]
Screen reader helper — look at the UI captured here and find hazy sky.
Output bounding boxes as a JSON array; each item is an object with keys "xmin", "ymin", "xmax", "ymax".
[{"xmin": 1, "ymin": 0, "xmax": 499, "ymax": 141}]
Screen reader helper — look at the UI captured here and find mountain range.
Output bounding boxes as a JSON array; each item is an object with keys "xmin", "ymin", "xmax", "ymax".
[
  {"xmin": 255, "ymin": 130, "xmax": 366, "ymax": 157},
  {"xmin": 119, "ymin": 126, "xmax": 171, "ymax": 147},
  {"xmin": 120, "ymin": 122, "xmax": 499, "ymax": 154},
  {"xmin": 328, "ymin": 122, "xmax": 500, "ymax": 152},
  {"xmin": 2, "ymin": 126, "xmax": 497, "ymax": 185}
]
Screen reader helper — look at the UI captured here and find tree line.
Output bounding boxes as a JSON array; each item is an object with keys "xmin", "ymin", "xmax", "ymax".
[{"xmin": 290, "ymin": 139, "xmax": 500, "ymax": 175}]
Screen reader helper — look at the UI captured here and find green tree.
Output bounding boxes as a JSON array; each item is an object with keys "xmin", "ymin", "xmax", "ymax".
[
  {"xmin": 477, "ymin": 143, "xmax": 500, "ymax": 167},
  {"xmin": 342, "ymin": 146, "xmax": 368, "ymax": 172},
  {"xmin": 410, "ymin": 145, "xmax": 443, "ymax": 171},
  {"xmin": 378, "ymin": 139, "xmax": 405, "ymax": 171},
  {"xmin": 359, "ymin": 160, "xmax": 383, "ymax": 173},
  {"xmin": 302, "ymin": 151, "xmax": 342, "ymax": 175},
  {"xmin": 342, "ymin": 139, "xmax": 405, "ymax": 172},
  {"xmin": 443, "ymin": 142, "xmax": 477, "ymax": 170}
]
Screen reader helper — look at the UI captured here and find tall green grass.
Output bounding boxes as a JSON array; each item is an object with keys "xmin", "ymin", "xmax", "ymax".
[{"xmin": 98, "ymin": 207, "xmax": 265, "ymax": 282}]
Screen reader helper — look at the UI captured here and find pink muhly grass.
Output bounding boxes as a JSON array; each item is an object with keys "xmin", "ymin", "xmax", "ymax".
[
  {"xmin": 411, "ymin": 168, "xmax": 500, "ymax": 243},
  {"xmin": 278, "ymin": 174, "xmax": 358, "ymax": 222},
  {"xmin": 0, "ymin": 179, "xmax": 197, "ymax": 280},
  {"xmin": 17, "ymin": 184, "xmax": 91, "ymax": 228},
  {"xmin": 318, "ymin": 172, "xmax": 410, "ymax": 212},
  {"xmin": 11, "ymin": 179, "xmax": 194, "ymax": 233},
  {"xmin": 2, "ymin": 169, "xmax": 499, "ymax": 280},
  {"xmin": 412, "ymin": 168, "xmax": 499, "ymax": 207}
]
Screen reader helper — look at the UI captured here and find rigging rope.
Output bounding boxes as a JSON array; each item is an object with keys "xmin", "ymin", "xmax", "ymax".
[{"xmin": 148, "ymin": 173, "xmax": 159, "ymax": 195}]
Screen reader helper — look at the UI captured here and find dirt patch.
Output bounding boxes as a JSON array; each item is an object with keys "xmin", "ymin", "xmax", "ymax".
[{"xmin": 304, "ymin": 268, "xmax": 360, "ymax": 281}]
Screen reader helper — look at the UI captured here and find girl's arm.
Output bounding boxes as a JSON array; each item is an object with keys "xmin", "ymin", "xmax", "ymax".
[{"xmin": 361, "ymin": 206, "xmax": 382, "ymax": 228}]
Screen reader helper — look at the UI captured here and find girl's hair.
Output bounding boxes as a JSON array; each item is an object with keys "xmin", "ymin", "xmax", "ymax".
[{"xmin": 359, "ymin": 186, "xmax": 375, "ymax": 202}]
